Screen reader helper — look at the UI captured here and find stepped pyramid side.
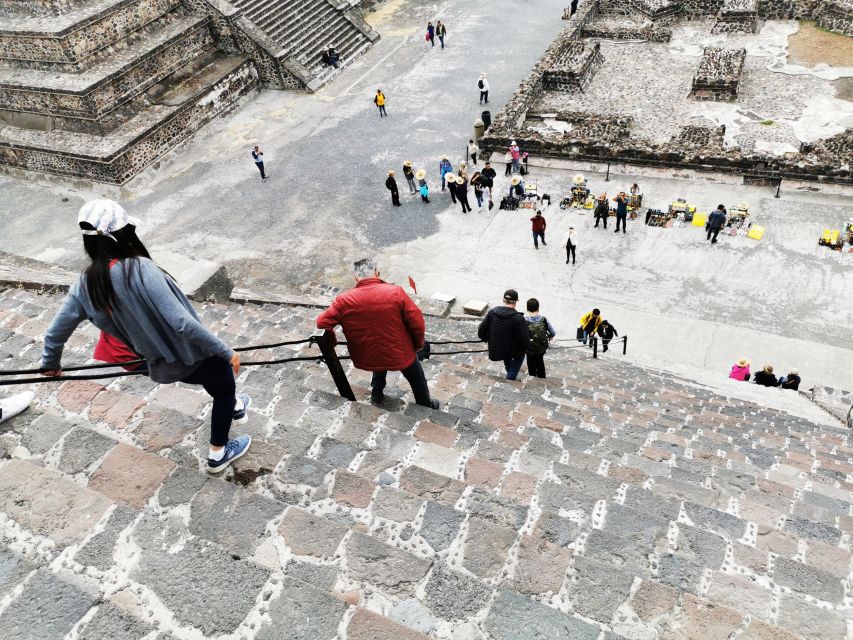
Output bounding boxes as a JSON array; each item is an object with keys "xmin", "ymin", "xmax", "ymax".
[{"xmin": 0, "ymin": 284, "xmax": 850, "ymax": 639}]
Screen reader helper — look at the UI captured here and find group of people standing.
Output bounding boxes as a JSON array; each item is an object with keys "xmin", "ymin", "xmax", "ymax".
[{"xmin": 592, "ymin": 187, "xmax": 638, "ymax": 233}]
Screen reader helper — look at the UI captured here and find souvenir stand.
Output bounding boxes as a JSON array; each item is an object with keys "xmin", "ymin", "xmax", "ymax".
[{"xmin": 725, "ymin": 203, "xmax": 750, "ymax": 235}]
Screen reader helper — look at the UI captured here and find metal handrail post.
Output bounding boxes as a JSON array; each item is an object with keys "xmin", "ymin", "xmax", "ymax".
[
  {"xmin": 623, "ymin": 335, "xmax": 628, "ymax": 355},
  {"xmin": 312, "ymin": 330, "xmax": 356, "ymax": 401},
  {"xmin": 593, "ymin": 336, "xmax": 598, "ymax": 359}
]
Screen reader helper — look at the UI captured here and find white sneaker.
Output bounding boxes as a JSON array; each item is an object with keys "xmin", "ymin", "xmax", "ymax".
[{"xmin": 0, "ymin": 391, "xmax": 35, "ymax": 425}]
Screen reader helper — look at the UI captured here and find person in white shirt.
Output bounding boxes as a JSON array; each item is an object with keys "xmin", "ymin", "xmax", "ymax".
[
  {"xmin": 467, "ymin": 139, "xmax": 479, "ymax": 165},
  {"xmin": 478, "ymin": 73, "xmax": 489, "ymax": 104},
  {"xmin": 565, "ymin": 227, "xmax": 577, "ymax": 265}
]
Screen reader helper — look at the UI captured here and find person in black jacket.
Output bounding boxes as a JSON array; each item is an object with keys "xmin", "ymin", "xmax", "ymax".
[
  {"xmin": 753, "ymin": 365, "xmax": 778, "ymax": 387},
  {"xmin": 402, "ymin": 160, "xmax": 417, "ymax": 194},
  {"xmin": 478, "ymin": 289, "xmax": 530, "ymax": 380},
  {"xmin": 596, "ymin": 320, "xmax": 618, "ymax": 352},
  {"xmin": 385, "ymin": 171, "xmax": 401, "ymax": 207},
  {"xmin": 778, "ymin": 370, "xmax": 801, "ymax": 390},
  {"xmin": 593, "ymin": 194, "xmax": 609, "ymax": 229},
  {"xmin": 707, "ymin": 204, "xmax": 727, "ymax": 243}
]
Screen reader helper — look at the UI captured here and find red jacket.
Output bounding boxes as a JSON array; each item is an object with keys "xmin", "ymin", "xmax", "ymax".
[
  {"xmin": 531, "ymin": 215, "xmax": 546, "ymax": 232},
  {"xmin": 316, "ymin": 278, "xmax": 425, "ymax": 372}
]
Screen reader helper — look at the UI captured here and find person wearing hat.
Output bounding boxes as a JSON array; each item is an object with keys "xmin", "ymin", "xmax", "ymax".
[
  {"xmin": 467, "ymin": 139, "xmax": 479, "ymax": 165},
  {"xmin": 729, "ymin": 358, "xmax": 751, "ymax": 382},
  {"xmin": 530, "ymin": 210, "xmax": 547, "ymax": 249},
  {"xmin": 478, "ymin": 289, "xmax": 530, "ymax": 380},
  {"xmin": 445, "ymin": 172, "xmax": 458, "ymax": 204},
  {"xmin": 753, "ymin": 365, "xmax": 778, "ymax": 387},
  {"xmin": 251, "ymin": 145, "xmax": 267, "ymax": 180},
  {"xmin": 39, "ymin": 200, "xmax": 252, "ymax": 474},
  {"xmin": 385, "ymin": 170, "xmax": 401, "ymax": 207},
  {"xmin": 593, "ymin": 193, "xmax": 609, "ymax": 229},
  {"xmin": 509, "ymin": 174, "xmax": 525, "ymax": 198},
  {"xmin": 613, "ymin": 192, "xmax": 629, "ymax": 234},
  {"xmin": 439, "ymin": 155, "xmax": 452, "ymax": 191},
  {"xmin": 456, "ymin": 175, "xmax": 472, "ymax": 213},
  {"xmin": 402, "ymin": 160, "xmax": 417, "ymax": 195},
  {"xmin": 416, "ymin": 169, "xmax": 430, "ymax": 202},
  {"xmin": 374, "ymin": 89, "xmax": 387, "ymax": 117},
  {"xmin": 478, "ymin": 72, "xmax": 489, "ymax": 104},
  {"xmin": 778, "ymin": 369, "xmax": 801, "ymax": 390},
  {"xmin": 509, "ymin": 141, "xmax": 521, "ymax": 174}
]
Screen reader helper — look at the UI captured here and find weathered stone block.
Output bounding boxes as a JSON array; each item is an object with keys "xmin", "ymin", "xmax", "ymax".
[
  {"xmin": 279, "ymin": 507, "xmax": 348, "ymax": 558},
  {"xmin": 484, "ymin": 590, "xmax": 600, "ymax": 640},
  {"xmin": 424, "ymin": 563, "xmax": 493, "ymax": 620},
  {"xmin": 256, "ymin": 576, "xmax": 346, "ymax": 640},
  {"xmin": 88, "ymin": 443, "xmax": 175, "ymax": 508},
  {"xmin": 346, "ymin": 533, "xmax": 432, "ymax": 591}
]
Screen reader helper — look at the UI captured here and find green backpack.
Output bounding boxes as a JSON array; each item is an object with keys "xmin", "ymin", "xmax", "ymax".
[{"xmin": 528, "ymin": 317, "xmax": 550, "ymax": 354}]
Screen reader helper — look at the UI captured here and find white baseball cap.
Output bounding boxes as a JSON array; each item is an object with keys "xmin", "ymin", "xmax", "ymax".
[{"xmin": 78, "ymin": 199, "xmax": 141, "ymax": 242}]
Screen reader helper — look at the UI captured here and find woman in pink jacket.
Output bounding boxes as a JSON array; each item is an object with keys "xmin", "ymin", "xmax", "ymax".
[{"xmin": 729, "ymin": 358, "xmax": 751, "ymax": 382}]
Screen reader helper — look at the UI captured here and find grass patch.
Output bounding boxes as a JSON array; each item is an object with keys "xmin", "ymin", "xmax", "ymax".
[{"xmin": 760, "ymin": 119, "xmax": 774, "ymax": 126}]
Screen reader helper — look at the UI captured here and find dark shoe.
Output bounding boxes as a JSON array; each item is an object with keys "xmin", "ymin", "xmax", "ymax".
[
  {"xmin": 711, "ymin": 239, "xmax": 718, "ymax": 244},
  {"xmin": 430, "ymin": 399, "xmax": 440, "ymax": 410},
  {"xmin": 370, "ymin": 392, "xmax": 385, "ymax": 403}
]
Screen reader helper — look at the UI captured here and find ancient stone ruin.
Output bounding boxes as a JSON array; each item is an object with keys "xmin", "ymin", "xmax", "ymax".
[
  {"xmin": 0, "ymin": 0, "xmax": 378, "ymax": 184},
  {"xmin": 542, "ymin": 42, "xmax": 604, "ymax": 92},
  {"xmin": 712, "ymin": 0, "xmax": 759, "ymax": 34},
  {"xmin": 689, "ymin": 47, "xmax": 746, "ymax": 101}
]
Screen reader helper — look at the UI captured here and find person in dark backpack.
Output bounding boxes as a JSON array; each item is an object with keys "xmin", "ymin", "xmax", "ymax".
[
  {"xmin": 596, "ymin": 319, "xmax": 618, "ymax": 352},
  {"xmin": 525, "ymin": 298, "xmax": 556, "ymax": 378},
  {"xmin": 478, "ymin": 289, "xmax": 529, "ymax": 380},
  {"xmin": 478, "ymin": 73, "xmax": 489, "ymax": 104}
]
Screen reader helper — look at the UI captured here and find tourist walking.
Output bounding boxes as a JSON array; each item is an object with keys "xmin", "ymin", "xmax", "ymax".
[
  {"xmin": 578, "ymin": 308, "xmax": 602, "ymax": 346},
  {"xmin": 456, "ymin": 175, "xmax": 472, "ymax": 213},
  {"xmin": 468, "ymin": 139, "xmax": 479, "ymax": 165},
  {"xmin": 753, "ymin": 365, "xmax": 778, "ymax": 387},
  {"xmin": 416, "ymin": 169, "xmax": 430, "ymax": 202},
  {"xmin": 509, "ymin": 141, "xmax": 521, "ymax": 173},
  {"xmin": 251, "ymin": 145, "xmax": 267, "ymax": 180},
  {"xmin": 386, "ymin": 170, "xmax": 401, "ymax": 207},
  {"xmin": 478, "ymin": 73, "xmax": 489, "ymax": 104},
  {"xmin": 614, "ymin": 192, "xmax": 628, "ymax": 233},
  {"xmin": 596, "ymin": 320, "xmax": 618, "ymax": 352},
  {"xmin": 525, "ymin": 298, "xmax": 556, "ymax": 378},
  {"xmin": 478, "ymin": 289, "xmax": 530, "ymax": 380},
  {"xmin": 445, "ymin": 172, "xmax": 458, "ymax": 204},
  {"xmin": 707, "ymin": 204, "xmax": 727, "ymax": 243},
  {"xmin": 481, "ymin": 162, "xmax": 496, "ymax": 209},
  {"xmin": 426, "ymin": 21, "xmax": 435, "ymax": 47},
  {"xmin": 317, "ymin": 258, "xmax": 439, "ymax": 409},
  {"xmin": 778, "ymin": 369, "xmax": 801, "ymax": 390},
  {"xmin": 729, "ymin": 358, "xmax": 751, "ymax": 381},
  {"xmin": 403, "ymin": 160, "xmax": 417, "ymax": 194},
  {"xmin": 436, "ymin": 20, "xmax": 446, "ymax": 48},
  {"xmin": 471, "ymin": 171, "xmax": 485, "ymax": 208},
  {"xmin": 531, "ymin": 210, "xmax": 547, "ymax": 249},
  {"xmin": 439, "ymin": 155, "xmax": 453, "ymax": 191},
  {"xmin": 565, "ymin": 226, "xmax": 577, "ymax": 264},
  {"xmin": 0, "ymin": 391, "xmax": 34, "ymax": 425},
  {"xmin": 39, "ymin": 199, "xmax": 251, "ymax": 473},
  {"xmin": 593, "ymin": 193, "xmax": 609, "ymax": 229},
  {"xmin": 374, "ymin": 89, "xmax": 387, "ymax": 117}
]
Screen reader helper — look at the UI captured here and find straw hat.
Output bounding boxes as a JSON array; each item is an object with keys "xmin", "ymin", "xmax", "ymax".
[
  {"xmin": 387, "ymin": 170, "xmax": 395, "ymax": 175},
  {"xmin": 789, "ymin": 369, "xmax": 798, "ymax": 375},
  {"xmin": 573, "ymin": 173, "xmax": 585, "ymax": 185},
  {"xmin": 444, "ymin": 172, "xmax": 456, "ymax": 183},
  {"xmin": 441, "ymin": 154, "xmax": 449, "ymax": 160},
  {"xmin": 597, "ymin": 192, "xmax": 607, "ymax": 200},
  {"xmin": 415, "ymin": 169, "xmax": 426, "ymax": 180},
  {"xmin": 455, "ymin": 176, "xmax": 465, "ymax": 184},
  {"xmin": 510, "ymin": 175, "xmax": 522, "ymax": 186},
  {"xmin": 763, "ymin": 365, "xmax": 774, "ymax": 374},
  {"xmin": 737, "ymin": 358, "xmax": 749, "ymax": 366},
  {"xmin": 403, "ymin": 160, "xmax": 413, "ymax": 167}
]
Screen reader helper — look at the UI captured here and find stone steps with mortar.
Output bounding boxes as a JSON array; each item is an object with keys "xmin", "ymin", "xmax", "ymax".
[{"xmin": 0, "ymin": 284, "xmax": 851, "ymax": 639}]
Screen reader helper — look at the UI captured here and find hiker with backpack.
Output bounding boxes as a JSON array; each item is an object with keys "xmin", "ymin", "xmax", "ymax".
[
  {"xmin": 39, "ymin": 199, "xmax": 252, "ymax": 474},
  {"xmin": 478, "ymin": 73, "xmax": 489, "ymax": 104},
  {"xmin": 525, "ymin": 298, "xmax": 556, "ymax": 378}
]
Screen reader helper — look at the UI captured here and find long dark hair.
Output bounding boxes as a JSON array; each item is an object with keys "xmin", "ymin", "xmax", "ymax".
[{"xmin": 80, "ymin": 222, "xmax": 151, "ymax": 311}]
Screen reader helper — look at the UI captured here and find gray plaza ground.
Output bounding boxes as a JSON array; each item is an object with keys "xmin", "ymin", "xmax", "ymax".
[{"xmin": 0, "ymin": 0, "xmax": 851, "ymax": 389}]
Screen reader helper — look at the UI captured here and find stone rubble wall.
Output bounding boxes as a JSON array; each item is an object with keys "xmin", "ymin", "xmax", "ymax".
[
  {"xmin": 0, "ymin": 58, "xmax": 258, "ymax": 183},
  {"xmin": 689, "ymin": 47, "xmax": 746, "ymax": 101},
  {"xmin": 542, "ymin": 42, "xmax": 604, "ymax": 92},
  {"xmin": 0, "ymin": 0, "xmax": 181, "ymax": 71},
  {"xmin": 0, "ymin": 0, "xmax": 81, "ymax": 17},
  {"xmin": 0, "ymin": 21, "xmax": 214, "ymax": 119},
  {"xmin": 581, "ymin": 22, "xmax": 673, "ymax": 41}
]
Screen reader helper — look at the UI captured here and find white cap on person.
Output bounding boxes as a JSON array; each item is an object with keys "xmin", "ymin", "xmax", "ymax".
[{"xmin": 78, "ymin": 199, "xmax": 141, "ymax": 242}]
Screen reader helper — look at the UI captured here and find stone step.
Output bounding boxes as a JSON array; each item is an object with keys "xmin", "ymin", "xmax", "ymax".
[
  {"xmin": 0, "ymin": 0, "xmax": 181, "ymax": 71},
  {"xmin": 0, "ymin": 53, "xmax": 257, "ymax": 184},
  {"xmin": 0, "ymin": 15, "xmax": 212, "ymax": 120}
]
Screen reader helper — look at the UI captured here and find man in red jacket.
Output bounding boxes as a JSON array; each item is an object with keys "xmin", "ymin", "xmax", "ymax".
[
  {"xmin": 531, "ymin": 210, "xmax": 547, "ymax": 249},
  {"xmin": 316, "ymin": 258, "xmax": 439, "ymax": 409}
]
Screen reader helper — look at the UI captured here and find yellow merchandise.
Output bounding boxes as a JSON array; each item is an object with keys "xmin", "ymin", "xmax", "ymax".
[
  {"xmin": 692, "ymin": 212, "xmax": 707, "ymax": 227},
  {"xmin": 822, "ymin": 229, "xmax": 839, "ymax": 244},
  {"xmin": 747, "ymin": 225, "xmax": 765, "ymax": 241}
]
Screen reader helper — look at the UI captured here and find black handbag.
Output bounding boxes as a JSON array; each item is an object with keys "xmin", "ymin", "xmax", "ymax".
[
  {"xmin": 417, "ymin": 340, "xmax": 431, "ymax": 361},
  {"xmin": 576, "ymin": 327, "xmax": 584, "ymax": 342}
]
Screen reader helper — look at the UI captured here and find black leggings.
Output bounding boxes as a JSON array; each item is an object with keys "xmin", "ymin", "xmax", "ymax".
[
  {"xmin": 566, "ymin": 243, "xmax": 576, "ymax": 263},
  {"xmin": 181, "ymin": 356, "xmax": 236, "ymax": 446}
]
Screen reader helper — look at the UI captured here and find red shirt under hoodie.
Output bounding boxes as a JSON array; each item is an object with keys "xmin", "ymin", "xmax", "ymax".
[
  {"xmin": 316, "ymin": 277, "xmax": 425, "ymax": 371},
  {"xmin": 531, "ymin": 215, "xmax": 546, "ymax": 233}
]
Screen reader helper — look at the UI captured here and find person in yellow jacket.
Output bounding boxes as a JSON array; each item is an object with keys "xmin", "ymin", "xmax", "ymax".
[
  {"xmin": 579, "ymin": 308, "xmax": 602, "ymax": 347},
  {"xmin": 374, "ymin": 89, "xmax": 387, "ymax": 117}
]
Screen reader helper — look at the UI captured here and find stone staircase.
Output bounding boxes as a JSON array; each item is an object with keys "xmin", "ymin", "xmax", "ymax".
[
  {"xmin": 0, "ymin": 284, "xmax": 851, "ymax": 639},
  {"xmin": 226, "ymin": 0, "xmax": 377, "ymax": 91},
  {"xmin": 0, "ymin": 0, "xmax": 258, "ymax": 183}
]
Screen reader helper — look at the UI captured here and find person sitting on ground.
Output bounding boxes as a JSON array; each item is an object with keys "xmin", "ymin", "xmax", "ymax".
[
  {"xmin": 322, "ymin": 45, "xmax": 339, "ymax": 68},
  {"xmin": 478, "ymin": 289, "xmax": 530, "ymax": 381},
  {"xmin": 729, "ymin": 358, "xmax": 751, "ymax": 381},
  {"xmin": 778, "ymin": 369, "xmax": 801, "ymax": 391},
  {"xmin": 39, "ymin": 199, "xmax": 251, "ymax": 473},
  {"xmin": 525, "ymin": 298, "xmax": 556, "ymax": 379},
  {"xmin": 753, "ymin": 365, "xmax": 778, "ymax": 387},
  {"xmin": 316, "ymin": 258, "xmax": 439, "ymax": 409},
  {"xmin": 578, "ymin": 308, "xmax": 602, "ymax": 346},
  {"xmin": 596, "ymin": 319, "xmax": 618, "ymax": 352},
  {"xmin": 0, "ymin": 391, "xmax": 34, "ymax": 425}
]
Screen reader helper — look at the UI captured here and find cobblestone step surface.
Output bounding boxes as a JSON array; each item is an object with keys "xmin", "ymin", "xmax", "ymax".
[{"xmin": 0, "ymin": 285, "xmax": 850, "ymax": 640}]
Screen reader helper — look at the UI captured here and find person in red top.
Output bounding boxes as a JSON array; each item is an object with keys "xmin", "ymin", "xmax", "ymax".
[
  {"xmin": 316, "ymin": 258, "xmax": 439, "ymax": 409},
  {"xmin": 530, "ymin": 210, "xmax": 547, "ymax": 249}
]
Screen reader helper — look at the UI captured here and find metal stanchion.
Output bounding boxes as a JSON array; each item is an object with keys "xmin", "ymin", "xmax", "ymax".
[
  {"xmin": 313, "ymin": 330, "xmax": 355, "ymax": 401},
  {"xmin": 593, "ymin": 336, "xmax": 599, "ymax": 359},
  {"xmin": 623, "ymin": 335, "xmax": 628, "ymax": 355}
]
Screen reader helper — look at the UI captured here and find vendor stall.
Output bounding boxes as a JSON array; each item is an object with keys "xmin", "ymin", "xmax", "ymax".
[{"xmin": 726, "ymin": 203, "xmax": 750, "ymax": 233}]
